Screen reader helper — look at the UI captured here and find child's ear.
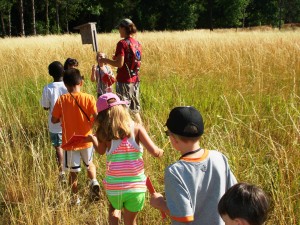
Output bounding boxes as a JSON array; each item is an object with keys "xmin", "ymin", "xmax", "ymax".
[{"xmin": 79, "ymin": 80, "xmax": 84, "ymax": 86}]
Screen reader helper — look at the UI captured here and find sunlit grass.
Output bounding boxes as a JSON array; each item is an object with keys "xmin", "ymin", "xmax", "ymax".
[{"xmin": 0, "ymin": 30, "xmax": 299, "ymax": 224}]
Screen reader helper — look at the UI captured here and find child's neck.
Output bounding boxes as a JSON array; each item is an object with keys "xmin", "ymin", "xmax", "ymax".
[
  {"xmin": 53, "ymin": 77, "xmax": 63, "ymax": 82},
  {"xmin": 178, "ymin": 141, "xmax": 202, "ymax": 158},
  {"xmin": 181, "ymin": 143, "xmax": 200, "ymax": 153},
  {"xmin": 67, "ymin": 85, "xmax": 81, "ymax": 93}
]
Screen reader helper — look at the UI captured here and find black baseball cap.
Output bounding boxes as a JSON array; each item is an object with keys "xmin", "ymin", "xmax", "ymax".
[{"xmin": 166, "ymin": 106, "xmax": 204, "ymax": 137}]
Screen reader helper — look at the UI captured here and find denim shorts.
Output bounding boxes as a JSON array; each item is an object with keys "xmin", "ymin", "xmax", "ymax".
[{"xmin": 49, "ymin": 132, "xmax": 62, "ymax": 147}]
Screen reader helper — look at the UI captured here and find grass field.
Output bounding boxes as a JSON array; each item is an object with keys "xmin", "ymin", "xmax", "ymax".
[{"xmin": 0, "ymin": 29, "xmax": 299, "ymax": 225}]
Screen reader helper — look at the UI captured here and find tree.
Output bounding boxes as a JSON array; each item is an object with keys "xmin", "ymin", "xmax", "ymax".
[
  {"xmin": 100, "ymin": 0, "xmax": 138, "ymax": 31},
  {"xmin": 284, "ymin": 0, "xmax": 300, "ymax": 23},
  {"xmin": 19, "ymin": 0, "xmax": 25, "ymax": 36},
  {"xmin": 45, "ymin": 0, "xmax": 49, "ymax": 34},
  {"xmin": 60, "ymin": 0, "xmax": 84, "ymax": 33},
  {"xmin": 55, "ymin": 0, "xmax": 60, "ymax": 33},
  {"xmin": 163, "ymin": 0, "xmax": 200, "ymax": 30},
  {"xmin": 247, "ymin": 0, "xmax": 279, "ymax": 26},
  {"xmin": 241, "ymin": 0, "xmax": 252, "ymax": 28},
  {"xmin": 0, "ymin": 0, "xmax": 15, "ymax": 36},
  {"xmin": 31, "ymin": 0, "xmax": 36, "ymax": 35}
]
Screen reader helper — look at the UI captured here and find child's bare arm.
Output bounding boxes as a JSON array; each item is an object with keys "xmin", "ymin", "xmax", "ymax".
[
  {"xmin": 91, "ymin": 65, "xmax": 97, "ymax": 82},
  {"xmin": 87, "ymin": 134, "xmax": 106, "ymax": 155},
  {"xmin": 137, "ymin": 124, "xmax": 164, "ymax": 157},
  {"xmin": 150, "ymin": 193, "xmax": 170, "ymax": 214}
]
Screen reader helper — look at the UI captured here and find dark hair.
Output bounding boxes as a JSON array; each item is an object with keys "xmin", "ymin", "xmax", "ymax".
[
  {"xmin": 218, "ymin": 183, "xmax": 270, "ymax": 225},
  {"xmin": 48, "ymin": 61, "xmax": 64, "ymax": 78},
  {"xmin": 63, "ymin": 58, "xmax": 79, "ymax": 70},
  {"xmin": 120, "ymin": 23, "xmax": 137, "ymax": 36},
  {"xmin": 63, "ymin": 68, "xmax": 82, "ymax": 87}
]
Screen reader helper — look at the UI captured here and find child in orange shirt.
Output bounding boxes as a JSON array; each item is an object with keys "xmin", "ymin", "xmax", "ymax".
[{"xmin": 52, "ymin": 68, "xmax": 100, "ymax": 204}]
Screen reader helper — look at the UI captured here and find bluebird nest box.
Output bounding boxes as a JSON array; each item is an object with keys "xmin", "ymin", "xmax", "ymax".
[{"xmin": 74, "ymin": 22, "xmax": 98, "ymax": 51}]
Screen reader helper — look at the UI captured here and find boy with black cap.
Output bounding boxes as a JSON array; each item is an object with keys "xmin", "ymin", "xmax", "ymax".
[{"xmin": 150, "ymin": 106, "xmax": 237, "ymax": 225}]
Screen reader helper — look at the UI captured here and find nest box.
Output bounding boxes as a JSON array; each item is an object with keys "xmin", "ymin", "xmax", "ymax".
[{"xmin": 74, "ymin": 22, "xmax": 98, "ymax": 52}]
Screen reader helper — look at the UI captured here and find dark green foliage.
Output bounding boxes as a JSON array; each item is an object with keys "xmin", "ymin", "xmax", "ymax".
[{"xmin": 0, "ymin": 0, "xmax": 300, "ymax": 36}]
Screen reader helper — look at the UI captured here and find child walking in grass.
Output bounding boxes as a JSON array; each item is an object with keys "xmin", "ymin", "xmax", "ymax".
[
  {"xmin": 88, "ymin": 92, "xmax": 163, "ymax": 225},
  {"xmin": 41, "ymin": 61, "xmax": 68, "ymax": 183},
  {"xmin": 64, "ymin": 58, "xmax": 79, "ymax": 70},
  {"xmin": 218, "ymin": 182, "xmax": 270, "ymax": 225},
  {"xmin": 91, "ymin": 52, "xmax": 115, "ymax": 98},
  {"xmin": 51, "ymin": 68, "xmax": 100, "ymax": 204},
  {"xmin": 150, "ymin": 106, "xmax": 237, "ymax": 225}
]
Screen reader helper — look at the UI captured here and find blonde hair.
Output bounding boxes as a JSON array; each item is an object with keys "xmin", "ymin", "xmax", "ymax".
[
  {"xmin": 96, "ymin": 52, "xmax": 106, "ymax": 61},
  {"xmin": 95, "ymin": 103, "xmax": 132, "ymax": 142}
]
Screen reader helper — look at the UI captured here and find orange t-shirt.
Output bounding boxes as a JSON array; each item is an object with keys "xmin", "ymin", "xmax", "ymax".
[{"xmin": 52, "ymin": 92, "xmax": 97, "ymax": 150}]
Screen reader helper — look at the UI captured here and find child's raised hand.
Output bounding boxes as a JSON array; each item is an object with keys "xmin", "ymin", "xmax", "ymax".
[{"xmin": 92, "ymin": 65, "xmax": 96, "ymax": 72}]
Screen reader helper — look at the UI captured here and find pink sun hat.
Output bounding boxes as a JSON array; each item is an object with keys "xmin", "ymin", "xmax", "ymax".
[{"xmin": 96, "ymin": 92, "xmax": 129, "ymax": 112}]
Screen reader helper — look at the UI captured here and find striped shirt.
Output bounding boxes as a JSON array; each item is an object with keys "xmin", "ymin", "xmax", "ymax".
[{"xmin": 103, "ymin": 127, "xmax": 146, "ymax": 196}]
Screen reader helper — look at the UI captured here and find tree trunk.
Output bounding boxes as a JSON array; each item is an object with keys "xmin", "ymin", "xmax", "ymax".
[
  {"xmin": 242, "ymin": 9, "xmax": 246, "ymax": 28},
  {"xmin": 65, "ymin": 0, "xmax": 69, "ymax": 33},
  {"xmin": 208, "ymin": 0, "xmax": 214, "ymax": 31},
  {"xmin": 8, "ymin": 12, "xmax": 11, "ymax": 37},
  {"xmin": 32, "ymin": 0, "xmax": 36, "ymax": 35},
  {"xmin": 46, "ymin": 0, "xmax": 49, "ymax": 34},
  {"xmin": 1, "ymin": 12, "xmax": 6, "ymax": 37},
  {"xmin": 278, "ymin": 0, "xmax": 283, "ymax": 29},
  {"xmin": 56, "ymin": 0, "xmax": 60, "ymax": 33},
  {"xmin": 19, "ymin": 0, "xmax": 25, "ymax": 36}
]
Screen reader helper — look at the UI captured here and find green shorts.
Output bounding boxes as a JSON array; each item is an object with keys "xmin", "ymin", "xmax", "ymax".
[{"xmin": 108, "ymin": 192, "xmax": 145, "ymax": 212}]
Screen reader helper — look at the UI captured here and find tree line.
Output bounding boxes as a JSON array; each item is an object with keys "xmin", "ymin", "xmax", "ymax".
[{"xmin": 0, "ymin": 0, "xmax": 300, "ymax": 37}]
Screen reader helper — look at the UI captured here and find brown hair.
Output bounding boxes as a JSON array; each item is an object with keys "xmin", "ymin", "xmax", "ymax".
[
  {"xmin": 120, "ymin": 23, "xmax": 137, "ymax": 36},
  {"xmin": 95, "ymin": 99, "xmax": 132, "ymax": 142},
  {"xmin": 218, "ymin": 183, "xmax": 270, "ymax": 225}
]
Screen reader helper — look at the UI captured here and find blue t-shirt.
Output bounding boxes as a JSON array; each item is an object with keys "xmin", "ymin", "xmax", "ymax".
[{"xmin": 165, "ymin": 149, "xmax": 237, "ymax": 225}]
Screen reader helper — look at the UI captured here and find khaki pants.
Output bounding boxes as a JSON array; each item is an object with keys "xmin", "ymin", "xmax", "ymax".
[
  {"xmin": 116, "ymin": 82, "xmax": 140, "ymax": 113},
  {"xmin": 116, "ymin": 81, "xmax": 142, "ymax": 124}
]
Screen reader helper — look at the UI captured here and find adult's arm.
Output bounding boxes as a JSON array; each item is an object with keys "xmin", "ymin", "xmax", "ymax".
[{"xmin": 100, "ymin": 54, "xmax": 124, "ymax": 68}]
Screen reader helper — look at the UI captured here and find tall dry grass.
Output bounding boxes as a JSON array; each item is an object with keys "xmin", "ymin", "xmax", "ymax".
[{"xmin": 0, "ymin": 30, "xmax": 299, "ymax": 224}]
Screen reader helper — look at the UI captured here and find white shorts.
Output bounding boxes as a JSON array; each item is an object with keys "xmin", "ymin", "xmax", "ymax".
[{"xmin": 63, "ymin": 147, "xmax": 94, "ymax": 172}]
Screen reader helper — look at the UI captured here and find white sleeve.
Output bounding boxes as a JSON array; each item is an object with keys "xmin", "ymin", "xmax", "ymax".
[{"xmin": 41, "ymin": 86, "xmax": 50, "ymax": 108}]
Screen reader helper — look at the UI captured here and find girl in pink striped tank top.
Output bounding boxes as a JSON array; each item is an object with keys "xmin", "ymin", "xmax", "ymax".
[{"xmin": 89, "ymin": 93, "xmax": 163, "ymax": 225}]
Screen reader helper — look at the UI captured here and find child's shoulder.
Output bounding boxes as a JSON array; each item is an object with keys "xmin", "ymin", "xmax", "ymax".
[
  {"xmin": 43, "ymin": 81, "xmax": 54, "ymax": 88},
  {"xmin": 78, "ymin": 92, "xmax": 97, "ymax": 102}
]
